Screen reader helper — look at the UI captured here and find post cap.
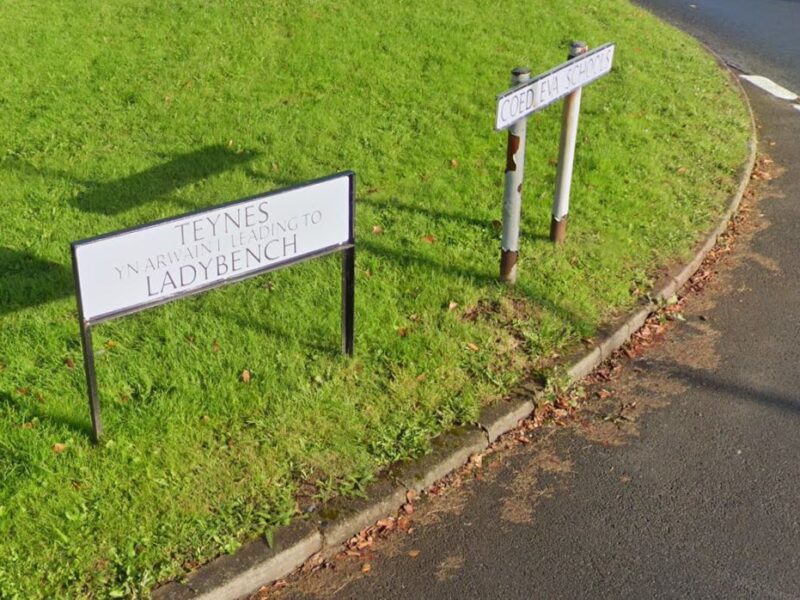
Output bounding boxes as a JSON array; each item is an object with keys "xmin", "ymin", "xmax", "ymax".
[
  {"xmin": 511, "ymin": 66, "xmax": 531, "ymax": 83},
  {"xmin": 569, "ymin": 41, "xmax": 589, "ymax": 57}
]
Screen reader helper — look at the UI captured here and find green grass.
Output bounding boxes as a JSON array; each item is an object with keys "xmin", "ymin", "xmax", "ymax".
[{"xmin": 0, "ymin": 0, "xmax": 749, "ymax": 596}]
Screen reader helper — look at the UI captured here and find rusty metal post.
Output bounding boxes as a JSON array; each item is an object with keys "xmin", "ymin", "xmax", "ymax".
[
  {"xmin": 551, "ymin": 41, "xmax": 589, "ymax": 244},
  {"xmin": 500, "ymin": 67, "xmax": 531, "ymax": 283}
]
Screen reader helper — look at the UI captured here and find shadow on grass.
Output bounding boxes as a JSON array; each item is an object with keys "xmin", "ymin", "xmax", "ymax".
[
  {"xmin": 0, "ymin": 391, "xmax": 94, "ymax": 438},
  {"xmin": 358, "ymin": 195, "xmax": 549, "ymax": 242},
  {"xmin": 358, "ymin": 238, "xmax": 586, "ymax": 332},
  {"xmin": 0, "ymin": 248, "xmax": 74, "ymax": 316},
  {"xmin": 1, "ymin": 144, "xmax": 260, "ymax": 215},
  {"xmin": 71, "ymin": 144, "xmax": 260, "ymax": 215}
]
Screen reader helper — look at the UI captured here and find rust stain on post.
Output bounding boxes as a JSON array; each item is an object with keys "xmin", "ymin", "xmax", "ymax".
[
  {"xmin": 550, "ymin": 215, "xmax": 567, "ymax": 244},
  {"xmin": 506, "ymin": 134, "xmax": 521, "ymax": 172},
  {"xmin": 500, "ymin": 249, "xmax": 518, "ymax": 280}
]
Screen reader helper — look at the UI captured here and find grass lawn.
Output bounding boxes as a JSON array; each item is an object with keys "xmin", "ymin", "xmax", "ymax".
[{"xmin": 0, "ymin": 0, "xmax": 749, "ymax": 597}]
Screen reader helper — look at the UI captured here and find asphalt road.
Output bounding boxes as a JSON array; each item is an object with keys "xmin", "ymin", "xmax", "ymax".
[
  {"xmin": 263, "ymin": 7, "xmax": 800, "ymax": 600},
  {"xmin": 634, "ymin": 0, "xmax": 800, "ymax": 92}
]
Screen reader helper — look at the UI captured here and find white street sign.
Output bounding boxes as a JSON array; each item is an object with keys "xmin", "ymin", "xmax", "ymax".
[
  {"xmin": 495, "ymin": 43, "xmax": 615, "ymax": 130},
  {"xmin": 73, "ymin": 173, "xmax": 353, "ymax": 323}
]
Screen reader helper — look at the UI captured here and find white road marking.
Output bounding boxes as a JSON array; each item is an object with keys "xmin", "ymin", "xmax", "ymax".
[{"xmin": 740, "ymin": 75, "xmax": 798, "ymax": 101}]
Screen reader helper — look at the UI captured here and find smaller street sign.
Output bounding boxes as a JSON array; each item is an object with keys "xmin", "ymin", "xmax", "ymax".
[{"xmin": 495, "ymin": 43, "xmax": 615, "ymax": 130}]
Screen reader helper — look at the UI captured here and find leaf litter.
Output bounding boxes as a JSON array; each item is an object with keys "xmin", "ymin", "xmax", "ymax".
[{"xmin": 251, "ymin": 165, "xmax": 769, "ymax": 598}]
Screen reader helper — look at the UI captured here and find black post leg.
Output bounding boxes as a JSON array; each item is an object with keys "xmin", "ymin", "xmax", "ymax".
[
  {"xmin": 341, "ymin": 246, "xmax": 355, "ymax": 356},
  {"xmin": 80, "ymin": 321, "xmax": 103, "ymax": 442}
]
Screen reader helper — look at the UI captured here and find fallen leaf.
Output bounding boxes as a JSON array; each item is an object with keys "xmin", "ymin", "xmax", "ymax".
[
  {"xmin": 397, "ymin": 516, "xmax": 412, "ymax": 531},
  {"xmin": 361, "ymin": 563, "xmax": 371, "ymax": 573},
  {"xmin": 409, "ymin": 314, "xmax": 419, "ymax": 322},
  {"xmin": 52, "ymin": 443, "xmax": 67, "ymax": 454},
  {"xmin": 65, "ymin": 357, "xmax": 75, "ymax": 369},
  {"xmin": 211, "ymin": 340, "xmax": 221, "ymax": 353},
  {"xmin": 677, "ymin": 167, "xmax": 688, "ymax": 175},
  {"xmin": 450, "ymin": 158, "xmax": 458, "ymax": 168},
  {"xmin": 397, "ymin": 327, "xmax": 408, "ymax": 338},
  {"xmin": 401, "ymin": 503, "xmax": 414, "ymax": 515},
  {"xmin": 241, "ymin": 369, "xmax": 251, "ymax": 384},
  {"xmin": 371, "ymin": 225, "xmax": 384, "ymax": 235},
  {"xmin": 408, "ymin": 550, "xmax": 420, "ymax": 558},
  {"xmin": 466, "ymin": 343, "xmax": 479, "ymax": 352},
  {"xmin": 104, "ymin": 340, "xmax": 118, "ymax": 350},
  {"xmin": 421, "ymin": 234, "xmax": 436, "ymax": 244},
  {"xmin": 16, "ymin": 387, "xmax": 30, "ymax": 396},
  {"xmin": 416, "ymin": 373, "xmax": 427, "ymax": 382},
  {"xmin": 448, "ymin": 301, "xmax": 459, "ymax": 311},
  {"xmin": 406, "ymin": 489, "xmax": 416, "ymax": 503},
  {"xmin": 469, "ymin": 453, "xmax": 483, "ymax": 468}
]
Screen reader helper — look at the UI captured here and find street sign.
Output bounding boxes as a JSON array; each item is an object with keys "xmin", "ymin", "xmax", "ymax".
[
  {"xmin": 73, "ymin": 173, "xmax": 353, "ymax": 323},
  {"xmin": 495, "ymin": 43, "xmax": 615, "ymax": 131},
  {"xmin": 72, "ymin": 172, "xmax": 356, "ymax": 441}
]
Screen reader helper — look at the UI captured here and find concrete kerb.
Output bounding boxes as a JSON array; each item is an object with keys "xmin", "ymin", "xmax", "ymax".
[
  {"xmin": 153, "ymin": 520, "xmax": 322, "ymax": 600},
  {"xmin": 153, "ymin": 64, "xmax": 757, "ymax": 600}
]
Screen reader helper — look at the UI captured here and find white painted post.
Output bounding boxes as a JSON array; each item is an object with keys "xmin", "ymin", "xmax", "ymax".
[
  {"xmin": 550, "ymin": 41, "xmax": 589, "ymax": 244},
  {"xmin": 500, "ymin": 67, "xmax": 531, "ymax": 284}
]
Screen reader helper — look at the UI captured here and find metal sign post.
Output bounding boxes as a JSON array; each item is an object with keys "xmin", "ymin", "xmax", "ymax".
[
  {"xmin": 500, "ymin": 67, "xmax": 531, "ymax": 284},
  {"xmin": 72, "ymin": 172, "xmax": 356, "ymax": 442},
  {"xmin": 551, "ymin": 41, "xmax": 589, "ymax": 244},
  {"xmin": 494, "ymin": 41, "xmax": 615, "ymax": 281}
]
